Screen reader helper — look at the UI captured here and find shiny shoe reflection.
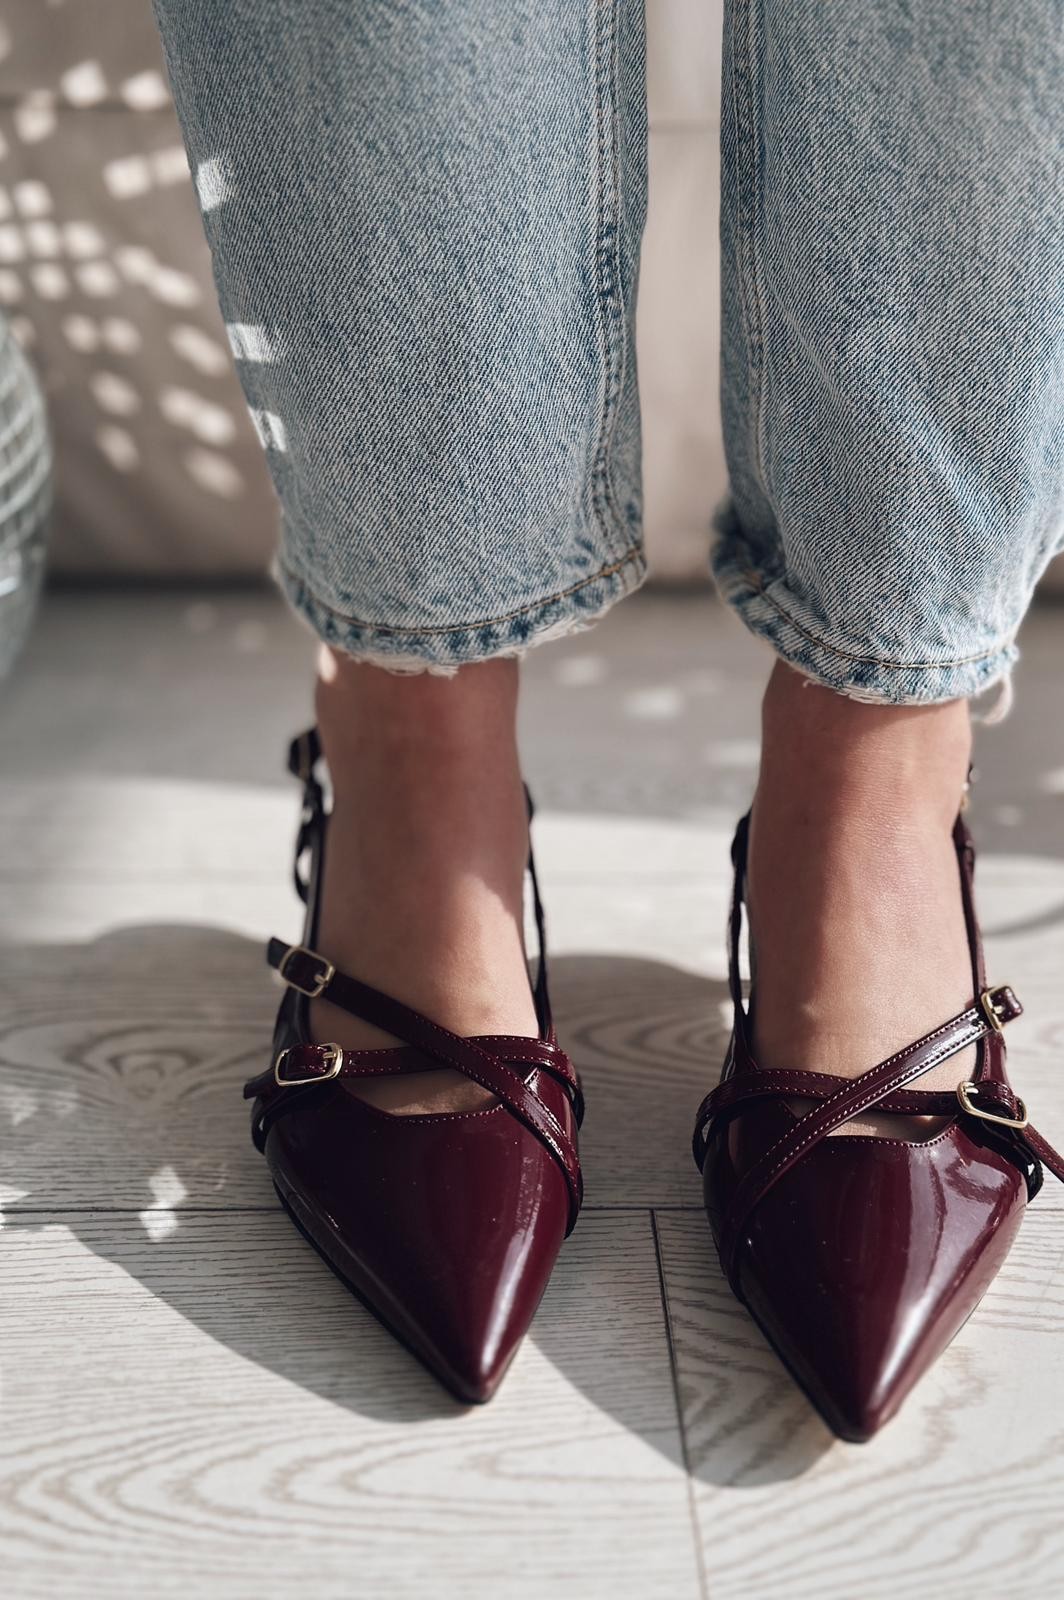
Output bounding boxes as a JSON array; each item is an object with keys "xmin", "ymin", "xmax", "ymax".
[
  {"xmin": 243, "ymin": 730, "xmax": 583, "ymax": 1403},
  {"xmin": 693, "ymin": 812, "xmax": 1064, "ymax": 1441}
]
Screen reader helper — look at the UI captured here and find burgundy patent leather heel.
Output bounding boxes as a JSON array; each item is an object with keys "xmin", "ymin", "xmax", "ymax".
[
  {"xmin": 693, "ymin": 810, "xmax": 1064, "ymax": 1442},
  {"xmin": 243, "ymin": 730, "xmax": 583, "ymax": 1403}
]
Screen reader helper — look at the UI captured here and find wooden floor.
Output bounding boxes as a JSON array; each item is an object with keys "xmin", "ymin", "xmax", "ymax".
[{"xmin": 2, "ymin": 588, "xmax": 1063, "ymax": 1599}]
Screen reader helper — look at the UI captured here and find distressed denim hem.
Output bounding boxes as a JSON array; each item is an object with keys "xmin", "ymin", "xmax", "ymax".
[
  {"xmin": 711, "ymin": 511, "xmax": 1018, "ymax": 709},
  {"xmin": 275, "ymin": 546, "xmax": 647, "ymax": 675}
]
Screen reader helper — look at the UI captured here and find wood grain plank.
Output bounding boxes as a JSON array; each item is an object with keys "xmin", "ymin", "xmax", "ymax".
[
  {"xmin": 0, "ymin": 1212, "xmax": 700, "ymax": 1600},
  {"xmin": 656, "ymin": 1211, "xmax": 1064, "ymax": 1600}
]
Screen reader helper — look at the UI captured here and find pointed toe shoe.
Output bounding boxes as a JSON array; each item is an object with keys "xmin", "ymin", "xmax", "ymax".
[
  {"xmin": 694, "ymin": 811, "xmax": 1064, "ymax": 1441},
  {"xmin": 244, "ymin": 730, "xmax": 583, "ymax": 1403}
]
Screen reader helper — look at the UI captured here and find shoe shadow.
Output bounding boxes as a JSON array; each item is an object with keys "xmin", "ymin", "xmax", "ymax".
[{"xmin": 0, "ymin": 923, "xmax": 831, "ymax": 1481}]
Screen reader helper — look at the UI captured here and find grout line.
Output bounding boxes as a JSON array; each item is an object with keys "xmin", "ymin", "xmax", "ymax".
[{"xmin": 651, "ymin": 1209, "xmax": 710, "ymax": 1600}]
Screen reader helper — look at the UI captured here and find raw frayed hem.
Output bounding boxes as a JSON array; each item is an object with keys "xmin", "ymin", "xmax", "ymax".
[
  {"xmin": 273, "ymin": 547, "xmax": 647, "ymax": 676},
  {"xmin": 781, "ymin": 655, "xmax": 1015, "ymax": 722},
  {"xmin": 710, "ymin": 503, "xmax": 1019, "ymax": 714}
]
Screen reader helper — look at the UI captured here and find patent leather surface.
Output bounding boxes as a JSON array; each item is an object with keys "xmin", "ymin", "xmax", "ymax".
[
  {"xmin": 693, "ymin": 811, "xmax": 1064, "ymax": 1442},
  {"xmin": 245, "ymin": 730, "xmax": 582, "ymax": 1404}
]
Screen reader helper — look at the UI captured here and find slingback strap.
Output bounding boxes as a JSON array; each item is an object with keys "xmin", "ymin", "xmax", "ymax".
[
  {"xmin": 285, "ymin": 727, "xmax": 553, "ymax": 1034},
  {"xmin": 257, "ymin": 938, "xmax": 583, "ymax": 1230}
]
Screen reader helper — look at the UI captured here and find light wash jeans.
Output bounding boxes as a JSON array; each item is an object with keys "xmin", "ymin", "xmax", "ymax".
[{"xmin": 152, "ymin": 2, "xmax": 1064, "ymax": 700}]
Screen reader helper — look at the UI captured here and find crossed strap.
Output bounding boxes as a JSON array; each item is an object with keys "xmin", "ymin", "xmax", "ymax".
[
  {"xmin": 243, "ymin": 730, "xmax": 583, "ymax": 1233},
  {"xmin": 694, "ymin": 813, "xmax": 1064, "ymax": 1292}
]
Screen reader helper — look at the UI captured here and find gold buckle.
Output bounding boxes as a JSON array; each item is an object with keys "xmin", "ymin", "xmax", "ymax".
[
  {"xmin": 278, "ymin": 944, "xmax": 335, "ymax": 998},
  {"xmin": 979, "ymin": 987, "xmax": 1010, "ymax": 1032},
  {"xmin": 956, "ymin": 1079, "xmax": 1029, "ymax": 1130},
  {"xmin": 274, "ymin": 1042, "xmax": 343, "ymax": 1087}
]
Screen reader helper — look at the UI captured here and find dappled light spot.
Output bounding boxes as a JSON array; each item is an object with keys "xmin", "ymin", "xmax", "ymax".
[
  {"xmin": 30, "ymin": 262, "xmax": 69, "ymax": 299},
  {"xmin": 170, "ymin": 323, "xmax": 228, "ymax": 375},
  {"xmin": 101, "ymin": 316, "xmax": 140, "ymax": 354},
  {"xmin": 90, "ymin": 370, "xmax": 140, "ymax": 416},
  {"xmin": 184, "ymin": 447, "xmax": 244, "ymax": 499},
  {"xmin": 0, "ymin": 227, "xmax": 24, "ymax": 263},
  {"xmin": 95, "ymin": 424, "xmax": 139, "ymax": 472},
  {"xmin": 63, "ymin": 220, "xmax": 105, "ymax": 258},
  {"xmin": 25, "ymin": 220, "xmax": 62, "ymax": 258},
  {"xmin": 76, "ymin": 259, "xmax": 120, "ymax": 297},
  {"xmin": 624, "ymin": 686, "xmax": 684, "ymax": 720},
  {"xmin": 194, "ymin": 155, "xmax": 233, "ymax": 213},
  {"xmin": 160, "ymin": 384, "xmax": 235, "ymax": 444},
  {"xmin": 62, "ymin": 314, "xmax": 99, "ymax": 351},
  {"xmin": 121, "ymin": 70, "xmax": 170, "ymax": 112},
  {"xmin": 555, "ymin": 655, "xmax": 606, "ymax": 687},
  {"xmin": 104, "ymin": 154, "xmax": 152, "ymax": 199},
  {"xmin": 13, "ymin": 181, "xmax": 52, "ymax": 218},
  {"xmin": 0, "ymin": 270, "xmax": 22, "ymax": 305},
  {"xmin": 226, "ymin": 321, "xmax": 280, "ymax": 363},
  {"xmin": 60, "ymin": 60, "xmax": 108, "ymax": 107},
  {"xmin": 706, "ymin": 737, "xmax": 760, "ymax": 768},
  {"xmin": 248, "ymin": 407, "xmax": 287, "ymax": 452},
  {"xmin": 139, "ymin": 1164, "xmax": 188, "ymax": 1243},
  {"xmin": 14, "ymin": 92, "xmax": 56, "ymax": 144}
]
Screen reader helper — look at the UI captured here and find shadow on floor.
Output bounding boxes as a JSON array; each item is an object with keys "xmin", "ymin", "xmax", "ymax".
[{"xmin": 0, "ymin": 923, "xmax": 831, "ymax": 1483}]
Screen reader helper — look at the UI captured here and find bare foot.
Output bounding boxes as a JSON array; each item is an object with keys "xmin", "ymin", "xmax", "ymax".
[
  {"xmin": 308, "ymin": 650, "xmax": 539, "ymax": 1115},
  {"xmin": 745, "ymin": 662, "xmax": 976, "ymax": 1137}
]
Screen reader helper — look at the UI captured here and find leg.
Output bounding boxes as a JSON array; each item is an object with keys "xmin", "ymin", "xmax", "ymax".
[
  {"xmin": 152, "ymin": 1, "xmax": 649, "ymax": 1108},
  {"xmin": 716, "ymin": 0, "xmax": 1064, "ymax": 1120}
]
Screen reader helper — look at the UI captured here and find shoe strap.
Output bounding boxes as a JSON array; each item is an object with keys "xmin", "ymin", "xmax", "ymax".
[
  {"xmin": 287, "ymin": 727, "xmax": 554, "ymax": 1035},
  {"xmin": 260, "ymin": 937, "xmax": 583, "ymax": 1228},
  {"xmin": 704, "ymin": 809, "xmax": 1064, "ymax": 1291},
  {"xmin": 245, "ymin": 1030, "xmax": 582, "ymax": 1112},
  {"xmin": 702, "ymin": 990, "xmax": 1064, "ymax": 1290}
]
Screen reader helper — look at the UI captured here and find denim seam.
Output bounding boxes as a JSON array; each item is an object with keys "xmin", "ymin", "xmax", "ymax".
[
  {"xmin": 731, "ymin": 0, "xmax": 772, "ymax": 503},
  {"xmin": 587, "ymin": 0, "xmax": 628, "ymax": 563},
  {"xmin": 744, "ymin": 568, "xmax": 1015, "ymax": 671},
  {"xmin": 278, "ymin": 545, "xmax": 645, "ymax": 638}
]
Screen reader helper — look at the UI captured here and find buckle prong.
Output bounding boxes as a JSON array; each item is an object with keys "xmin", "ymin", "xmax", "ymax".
[
  {"xmin": 279, "ymin": 944, "xmax": 335, "ymax": 999},
  {"xmin": 274, "ymin": 1042, "xmax": 343, "ymax": 1088},
  {"xmin": 956, "ymin": 1080, "xmax": 1029, "ymax": 1130},
  {"xmin": 979, "ymin": 987, "xmax": 1009, "ymax": 1033}
]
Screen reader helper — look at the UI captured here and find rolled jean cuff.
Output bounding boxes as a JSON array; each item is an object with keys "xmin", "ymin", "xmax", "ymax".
[
  {"xmin": 711, "ymin": 504, "xmax": 1018, "ymax": 707},
  {"xmin": 276, "ymin": 544, "xmax": 647, "ymax": 674}
]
